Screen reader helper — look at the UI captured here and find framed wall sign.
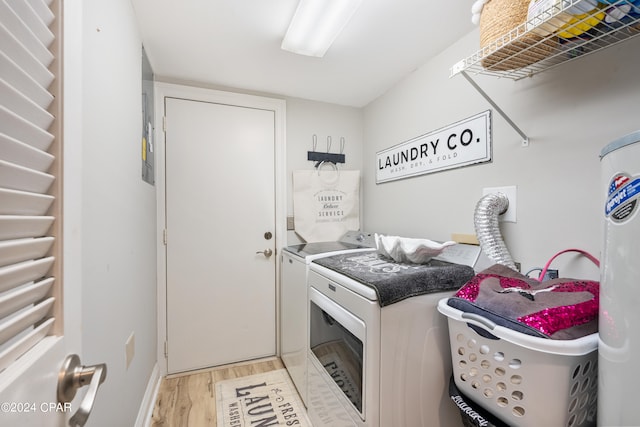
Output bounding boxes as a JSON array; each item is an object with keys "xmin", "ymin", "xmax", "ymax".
[{"xmin": 376, "ymin": 110, "xmax": 492, "ymax": 184}]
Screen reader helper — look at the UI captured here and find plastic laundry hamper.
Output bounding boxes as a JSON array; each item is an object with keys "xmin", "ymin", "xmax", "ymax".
[{"xmin": 438, "ymin": 299, "xmax": 598, "ymax": 427}]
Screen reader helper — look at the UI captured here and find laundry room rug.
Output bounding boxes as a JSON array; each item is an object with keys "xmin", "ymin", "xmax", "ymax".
[{"xmin": 215, "ymin": 369, "xmax": 311, "ymax": 427}]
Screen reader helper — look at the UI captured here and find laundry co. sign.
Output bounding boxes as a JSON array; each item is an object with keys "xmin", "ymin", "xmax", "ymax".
[{"xmin": 376, "ymin": 110, "xmax": 492, "ymax": 184}]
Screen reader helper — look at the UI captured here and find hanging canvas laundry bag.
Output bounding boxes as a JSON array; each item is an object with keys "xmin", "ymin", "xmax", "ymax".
[{"xmin": 293, "ymin": 166, "xmax": 360, "ymax": 242}]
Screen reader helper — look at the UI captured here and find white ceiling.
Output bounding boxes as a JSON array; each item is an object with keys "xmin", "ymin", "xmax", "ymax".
[{"xmin": 130, "ymin": 0, "xmax": 474, "ymax": 107}]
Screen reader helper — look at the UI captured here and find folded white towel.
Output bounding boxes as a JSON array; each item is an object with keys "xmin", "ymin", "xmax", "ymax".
[{"xmin": 375, "ymin": 234, "xmax": 457, "ymax": 264}]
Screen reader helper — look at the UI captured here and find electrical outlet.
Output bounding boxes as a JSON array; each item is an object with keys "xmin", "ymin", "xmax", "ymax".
[
  {"xmin": 542, "ymin": 269, "xmax": 559, "ymax": 281},
  {"xmin": 125, "ymin": 332, "xmax": 135, "ymax": 370},
  {"xmin": 483, "ymin": 186, "xmax": 517, "ymax": 223},
  {"xmin": 287, "ymin": 216, "xmax": 295, "ymax": 231}
]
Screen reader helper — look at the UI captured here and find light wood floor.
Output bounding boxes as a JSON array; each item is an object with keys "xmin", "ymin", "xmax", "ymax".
[{"xmin": 150, "ymin": 357, "xmax": 285, "ymax": 427}]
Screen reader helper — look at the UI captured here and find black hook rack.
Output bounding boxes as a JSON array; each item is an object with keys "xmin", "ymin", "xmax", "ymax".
[{"xmin": 307, "ymin": 135, "xmax": 346, "ymax": 167}]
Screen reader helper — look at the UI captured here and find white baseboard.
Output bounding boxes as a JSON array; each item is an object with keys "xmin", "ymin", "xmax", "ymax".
[{"xmin": 135, "ymin": 363, "xmax": 161, "ymax": 427}]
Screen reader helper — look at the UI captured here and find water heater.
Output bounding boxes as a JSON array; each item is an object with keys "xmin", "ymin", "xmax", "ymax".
[{"xmin": 599, "ymin": 130, "xmax": 640, "ymax": 426}]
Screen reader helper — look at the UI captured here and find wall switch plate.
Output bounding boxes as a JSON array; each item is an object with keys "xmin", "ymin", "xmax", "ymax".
[
  {"xmin": 125, "ymin": 332, "xmax": 135, "ymax": 370},
  {"xmin": 287, "ymin": 216, "xmax": 295, "ymax": 231},
  {"xmin": 483, "ymin": 186, "xmax": 517, "ymax": 223}
]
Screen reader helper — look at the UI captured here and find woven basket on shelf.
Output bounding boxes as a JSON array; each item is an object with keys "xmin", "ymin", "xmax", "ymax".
[{"xmin": 479, "ymin": 0, "xmax": 558, "ymax": 71}]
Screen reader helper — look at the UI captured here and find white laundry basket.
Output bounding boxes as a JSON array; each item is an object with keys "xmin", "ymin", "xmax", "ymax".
[{"xmin": 438, "ymin": 299, "xmax": 598, "ymax": 427}]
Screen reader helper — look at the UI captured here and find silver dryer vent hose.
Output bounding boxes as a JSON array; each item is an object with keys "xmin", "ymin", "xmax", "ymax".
[{"xmin": 474, "ymin": 192, "xmax": 517, "ymax": 270}]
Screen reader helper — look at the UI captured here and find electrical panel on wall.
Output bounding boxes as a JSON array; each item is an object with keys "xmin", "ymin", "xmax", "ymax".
[{"xmin": 141, "ymin": 46, "xmax": 155, "ymax": 185}]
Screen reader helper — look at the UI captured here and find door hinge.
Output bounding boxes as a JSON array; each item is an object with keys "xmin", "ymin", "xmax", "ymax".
[
  {"xmin": 164, "ymin": 341, "xmax": 168, "ymax": 358},
  {"xmin": 163, "ymin": 116, "xmax": 167, "ymax": 132},
  {"xmin": 163, "ymin": 229, "xmax": 167, "ymax": 245}
]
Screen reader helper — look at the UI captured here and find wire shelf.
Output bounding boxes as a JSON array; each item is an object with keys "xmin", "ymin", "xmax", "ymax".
[{"xmin": 452, "ymin": 0, "xmax": 640, "ymax": 79}]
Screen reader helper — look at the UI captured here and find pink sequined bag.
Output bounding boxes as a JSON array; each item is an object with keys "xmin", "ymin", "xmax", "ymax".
[{"xmin": 448, "ymin": 250, "xmax": 600, "ymax": 340}]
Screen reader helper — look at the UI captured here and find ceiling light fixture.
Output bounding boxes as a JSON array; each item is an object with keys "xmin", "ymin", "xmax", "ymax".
[{"xmin": 281, "ymin": 0, "xmax": 362, "ymax": 58}]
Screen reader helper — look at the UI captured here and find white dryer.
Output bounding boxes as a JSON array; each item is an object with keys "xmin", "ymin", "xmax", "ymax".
[
  {"xmin": 280, "ymin": 231, "xmax": 376, "ymax": 406},
  {"xmin": 306, "ymin": 244, "xmax": 490, "ymax": 427}
]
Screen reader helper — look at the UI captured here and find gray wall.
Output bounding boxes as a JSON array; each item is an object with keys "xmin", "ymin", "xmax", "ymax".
[
  {"xmin": 69, "ymin": 1, "xmax": 158, "ymax": 425},
  {"xmin": 362, "ymin": 29, "xmax": 640, "ymax": 280}
]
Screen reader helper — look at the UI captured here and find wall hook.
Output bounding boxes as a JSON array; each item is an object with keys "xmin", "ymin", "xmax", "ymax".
[{"xmin": 307, "ymin": 134, "xmax": 346, "ymax": 167}]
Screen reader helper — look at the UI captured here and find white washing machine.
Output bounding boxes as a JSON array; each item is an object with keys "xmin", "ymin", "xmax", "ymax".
[
  {"xmin": 280, "ymin": 231, "xmax": 377, "ymax": 406},
  {"xmin": 306, "ymin": 244, "xmax": 490, "ymax": 427}
]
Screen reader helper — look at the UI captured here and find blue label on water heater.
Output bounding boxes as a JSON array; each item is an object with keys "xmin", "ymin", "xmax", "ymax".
[{"xmin": 606, "ymin": 174, "xmax": 640, "ymax": 222}]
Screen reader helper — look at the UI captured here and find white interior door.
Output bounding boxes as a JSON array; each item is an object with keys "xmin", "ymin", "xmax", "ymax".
[{"xmin": 165, "ymin": 97, "xmax": 277, "ymax": 374}]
